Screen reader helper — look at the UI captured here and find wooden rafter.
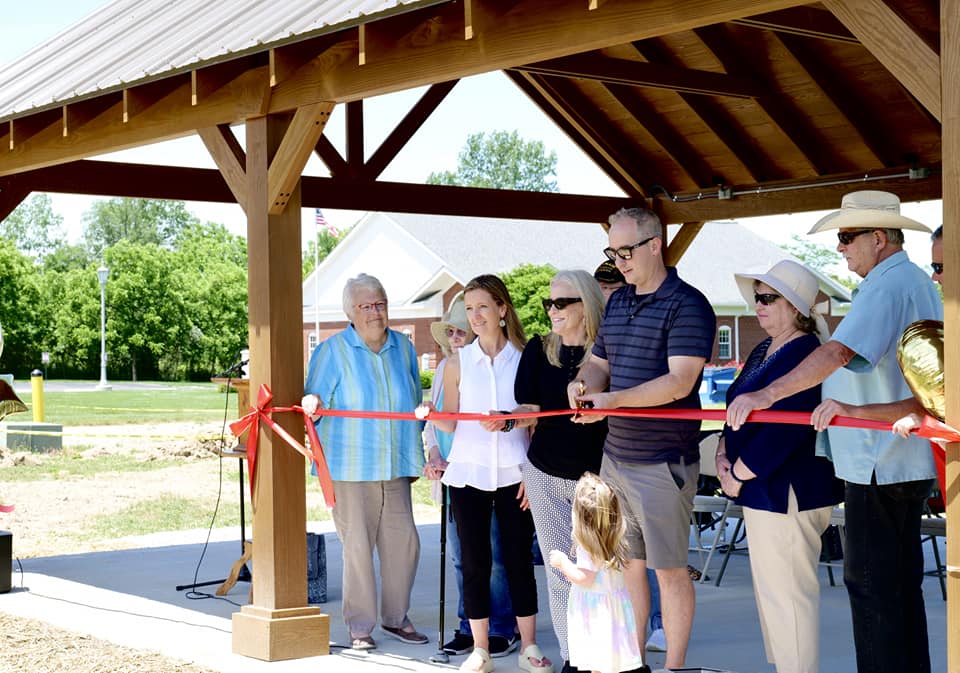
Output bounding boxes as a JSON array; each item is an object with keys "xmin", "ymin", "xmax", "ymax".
[
  {"xmin": 506, "ymin": 70, "xmax": 648, "ymax": 197},
  {"xmin": 604, "ymin": 83, "xmax": 717, "ymax": 188},
  {"xmin": 14, "ymin": 159, "xmax": 941, "ymax": 225},
  {"xmin": 823, "ymin": 0, "xmax": 941, "ymax": 121},
  {"xmin": 730, "ymin": 6, "xmax": 857, "ymax": 43},
  {"xmin": 694, "ymin": 24, "xmax": 842, "ymax": 176},
  {"xmin": 314, "ymin": 135, "xmax": 348, "ymax": 177},
  {"xmin": 773, "ymin": 32, "xmax": 895, "ymax": 167},
  {"xmin": 363, "ymin": 80, "xmax": 458, "ymax": 180},
  {"xmin": 630, "ymin": 38, "xmax": 785, "ymax": 184},
  {"xmin": 513, "ymin": 52, "xmax": 763, "ymax": 98},
  {"xmin": 665, "ymin": 221, "xmax": 704, "ymax": 266},
  {"xmin": 0, "ymin": 180, "xmax": 29, "ymax": 222},
  {"xmin": 345, "ymin": 101, "xmax": 364, "ymax": 178}
]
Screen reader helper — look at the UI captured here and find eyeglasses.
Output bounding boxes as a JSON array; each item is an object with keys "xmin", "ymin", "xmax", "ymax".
[
  {"xmin": 357, "ymin": 301, "xmax": 387, "ymax": 314},
  {"xmin": 603, "ymin": 235, "xmax": 657, "ymax": 261},
  {"xmin": 445, "ymin": 327, "xmax": 468, "ymax": 339},
  {"xmin": 542, "ymin": 297, "xmax": 583, "ymax": 312},
  {"xmin": 932, "ymin": 262, "xmax": 944, "ymax": 274},
  {"xmin": 754, "ymin": 293, "xmax": 781, "ymax": 306},
  {"xmin": 837, "ymin": 229, "xmax": 876, "ymax": 245}
]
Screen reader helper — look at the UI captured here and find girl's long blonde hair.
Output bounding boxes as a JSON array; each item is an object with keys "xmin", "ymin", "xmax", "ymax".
[{"xmin": 571, "ymin": 472, "xmax": 629, "ymax": 570}]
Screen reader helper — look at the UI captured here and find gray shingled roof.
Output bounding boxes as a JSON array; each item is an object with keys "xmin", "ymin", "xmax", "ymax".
[
  {"xmin": 0, "ymin": 0, "xmax": 444, "ymax": 120},
  {"xmin": 386, "ymin": 212, "xmax": 851, "ymax": 308}
]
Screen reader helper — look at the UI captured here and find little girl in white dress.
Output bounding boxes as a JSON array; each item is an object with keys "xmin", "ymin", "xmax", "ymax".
[{"xmin": 548, "ymin": 472, "xmax": 644, "ymax": 673}]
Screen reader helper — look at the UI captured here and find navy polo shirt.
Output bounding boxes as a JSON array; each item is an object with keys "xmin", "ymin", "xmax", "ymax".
[{"xmin": 593, "ymin": 267, "xmax": 715, "ymax": 464}]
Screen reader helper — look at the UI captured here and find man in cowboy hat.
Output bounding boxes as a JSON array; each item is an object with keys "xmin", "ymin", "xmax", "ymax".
[{"xmin": 726, "ymin": 190, "xmax": 942, "ymax": 673}]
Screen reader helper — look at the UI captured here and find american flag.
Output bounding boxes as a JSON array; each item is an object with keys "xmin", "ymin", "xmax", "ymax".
[{"xmin": 315, "ymin": 209, "xmax": 339, "ymax": 236}]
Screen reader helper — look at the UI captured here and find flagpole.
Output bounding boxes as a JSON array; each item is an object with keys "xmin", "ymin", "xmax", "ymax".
[{"xmin": 314, "ymin": 210, "xmax": 320, "ymax": 343}]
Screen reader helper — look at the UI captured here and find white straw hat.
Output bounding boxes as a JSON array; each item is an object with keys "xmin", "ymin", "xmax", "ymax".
[
  {"xmin": 735, "ymin": 260, "xmax": 819, "ymax": 317},
  {"xmin": 429, "ymin": 293, "xmax": 471, "ymax": 351},
  {"xmin": 808, "ymin": 190, "xmax": 931, "ymax": 234}
]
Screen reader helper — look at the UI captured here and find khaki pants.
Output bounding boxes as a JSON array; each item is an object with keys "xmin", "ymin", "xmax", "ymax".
[
  {"xmin": 331, "ymin": 478, "xmax": 420, "ymax": 637},
  {"xmin": 743, "ymin": 488, "xmax": 832, "ymax": 673}
]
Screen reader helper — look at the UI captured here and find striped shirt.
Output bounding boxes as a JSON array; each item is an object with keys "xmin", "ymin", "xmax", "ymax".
[
  {"xmin": 305, "ymin": 325, "xmax": 424, "ymax": 482},
  {"xmin": 593, "ymin": 267, "xmax": 715, "ymax": 464}
]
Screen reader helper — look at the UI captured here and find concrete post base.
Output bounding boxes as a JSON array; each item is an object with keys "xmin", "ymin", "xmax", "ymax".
[
  {"xmin": 1, "ymin": 422, "xmax": 63, "ymax": 452},
  {"xmin": 232, "ymin": 605, "xmax": 329, "ymax": 661}
]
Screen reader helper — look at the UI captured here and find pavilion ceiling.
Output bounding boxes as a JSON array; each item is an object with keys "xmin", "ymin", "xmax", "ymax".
[{"xmin": 0, "ymin": 0, "xmax": 945, "ymax": 224}]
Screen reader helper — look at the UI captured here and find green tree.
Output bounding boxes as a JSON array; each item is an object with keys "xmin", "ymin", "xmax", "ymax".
[
  {"xmin": 302, "ymin": 228, "xmax": 348, "ymax": 279},
  {"xmin": 172, "ymin": 222, "xmax": 249, "ymax": 379},
  {"xmin": 0, "ymin": 193, "xmax": 66, "ymax": 261},
  {"xmin": 82, "ymin": 198, "xmax": 200, "ymax": 257},
  {"xmin": 502, "ymin": 263, "xmax": 556, "ymax": 338},
  {"xmin": 782, "ymin": 234, "xmax": 857, "ymax": 290},
  {"xmin": 0, "ymin": 239, "xmax": 48, "ymax": 374},
  {"xmin": 427, "ymin": 131, "xmax": 558, "ymax": 191}
]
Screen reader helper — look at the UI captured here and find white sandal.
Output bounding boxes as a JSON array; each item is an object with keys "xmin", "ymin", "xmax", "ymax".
[
  {"xmin": 460, "ymin": 646, "xmax": 493, "ymax": 673},
  {"xmin": 517, "ymin": 644, "xmax": 554, "ymax": 673}
]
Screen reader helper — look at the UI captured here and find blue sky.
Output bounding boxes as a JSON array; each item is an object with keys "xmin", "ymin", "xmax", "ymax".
[{"xmin": 2, "ymin": 1, "xmax": 941, "ymax": 272}]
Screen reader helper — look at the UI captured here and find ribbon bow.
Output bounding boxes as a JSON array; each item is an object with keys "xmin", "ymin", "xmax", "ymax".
[{"xmin": 230, "ymin": 384, "xmax": 335, "ymax": 507}]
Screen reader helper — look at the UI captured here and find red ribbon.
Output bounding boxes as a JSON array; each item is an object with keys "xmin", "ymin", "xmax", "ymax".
[
  {"xmin": 0, "ymin": 504, "xmax": 13, "ymax": 513},
  {"xmin": 314, "ymin": 406, "xmax": 960, "ymax": 443},
  {"xmin": 230, "ymin": 384, "xmax": 336, "ymax": 508}
]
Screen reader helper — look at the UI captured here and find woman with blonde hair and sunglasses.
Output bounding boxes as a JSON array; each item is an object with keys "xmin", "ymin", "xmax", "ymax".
[
  {"xmin": 509, "ymin": 269, "xmax": 607, "ymax": 673},
  {"xmin": 419, "ymin": 274, "xmax": 550, "ymax": 673}
]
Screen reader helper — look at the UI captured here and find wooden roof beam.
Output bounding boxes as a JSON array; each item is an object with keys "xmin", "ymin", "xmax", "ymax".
[
  {"xmin": 345, "ymin": 101, "xmax": 363, "ymax": 177},
  {"xmin": 62, "ymin": 95, "xmax": 120, "ymax": 138},
  {"xmin": 8, "ymin": 109, "xmax": 60, "ymax": 150},
  {"xmin": 363, "ymin": 80, "xmax": 458, "ymax": 180},
  {"xmin": 630, "ymin": 38, "xmax": 785, "ymax": 184},
  {"xmin": 513, "ymin": 52, "xmax": 764, "ymax": 98},
  {"xmin": 665, "ymin": 221, "xmax": 704, "ymax": 266},
  {"xmin": 198, "ymin": 124, "xmax": 248, "ymax": 213},
  {"xmin": 730, "ymin": 6, "xmax": 857, "ymax": 43},
  {"xmin": 695, "ymin": 24, "xmax": 842, "ymax": 176},
  {"xmin": 268, "ymin": 102, "xmax": 335, "ymax": 214},
  {"xmin": 123, "ymin": 75, "xmax": 189, "ymax": 124},
  {"xmin": 193, "ymin": 56, "xmax": 261, "ymax": 106},
  {"xmin": 0, "ymin": 180, "xmax": 29, "ymax": 222},
  {"xmin": 822, "ymin": 0, "xmax": 940, "ymax": 121},
  {"xmin": 604, "ymin": 83, "xmax": 718, "ymax": 189},
  {"xmin": 314, "ymin": 135, "xmax": 347, "ymax": 177},
  {"xmin": 507, "ymin": 70, "xmax": 649, "ymax": 197},
  {"xmin": 269, "ymin": 34, "xmax": 342, "ymax": 87},
  {"xmin": 359, "ymin": 2, "xmax": 463, "ymax": 66},
  {"xmin": 774, "ymin": 32, "xmax": 897, "ymax": 167}
]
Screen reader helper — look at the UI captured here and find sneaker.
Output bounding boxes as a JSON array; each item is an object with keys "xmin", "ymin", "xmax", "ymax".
[
  {"xmin": 489, "ymin": 633, "xmax": 520, "ymax": 658},
  {"xmin": 442, "ymin": 630, "xmax": 474, "ymax": 655},
  {"xmin": 645, "ymin": 627, "xmax": 667, "ymax": 652}
]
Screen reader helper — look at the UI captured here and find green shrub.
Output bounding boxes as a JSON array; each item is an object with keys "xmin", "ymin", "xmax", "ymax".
[{"xmin": 420, "ymin": 370, "xmax": 434, "ymax": 390}]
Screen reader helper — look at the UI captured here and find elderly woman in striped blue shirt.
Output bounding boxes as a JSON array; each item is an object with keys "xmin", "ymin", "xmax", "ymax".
[{"xmin": 302, "ymin": 273, "xmax": 427, "ymax": 651}]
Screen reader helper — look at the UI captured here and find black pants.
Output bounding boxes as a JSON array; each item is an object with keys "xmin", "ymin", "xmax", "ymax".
[
  {"xmin": 449, "ymin": 483, "xmax": 538, "ymax": 619},
  {"xmin": 844, "ymin": 477, "xmax": 933, "ymax": 673}
]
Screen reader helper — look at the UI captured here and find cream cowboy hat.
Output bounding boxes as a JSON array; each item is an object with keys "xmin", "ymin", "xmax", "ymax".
[
  {"xmin": 429, "ymin": 293, "xmax": 471, "ymax": 351},
  {"xmin": 735, "ymin": 259, "xmax": 819, "ymax": 317},
  {"xmin": 808, "ymin": 190, "xmax": 931, "ymax": 234}
]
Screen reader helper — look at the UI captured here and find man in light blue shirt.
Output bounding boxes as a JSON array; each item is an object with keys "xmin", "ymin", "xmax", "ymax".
[
  {"xmin": 302, "ymin": 273, "xmax": 426, "ymax": 651},
  {"xmin": 726, "ymin": 191, "xmax": 940, "ymax": 673}
]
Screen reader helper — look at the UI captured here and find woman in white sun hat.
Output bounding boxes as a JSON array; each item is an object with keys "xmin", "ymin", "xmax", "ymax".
[{"xmin": 715, "ymin": 259, "xmax": 843, "ymax": 673}]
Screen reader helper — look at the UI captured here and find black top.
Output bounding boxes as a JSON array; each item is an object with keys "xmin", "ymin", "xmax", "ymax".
[{"xmin": 515, "ymin": 335, "xmax": 605, "ymax": 480}]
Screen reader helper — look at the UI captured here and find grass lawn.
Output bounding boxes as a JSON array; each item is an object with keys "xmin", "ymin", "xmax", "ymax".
[{"xmin": 17, "ymin": 382, "xmax": 230, "ymax": 425}]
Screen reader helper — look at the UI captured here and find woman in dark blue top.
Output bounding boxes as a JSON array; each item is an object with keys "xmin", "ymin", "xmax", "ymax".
[{"xmin": 716, "ymin": 260, "xmax": 842, "ymax": 673}]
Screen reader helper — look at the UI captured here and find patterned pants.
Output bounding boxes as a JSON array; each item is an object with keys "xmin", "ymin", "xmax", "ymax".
[{"xmin": 521, "ymin": 460, "xmax": 577, "ymax": 661}]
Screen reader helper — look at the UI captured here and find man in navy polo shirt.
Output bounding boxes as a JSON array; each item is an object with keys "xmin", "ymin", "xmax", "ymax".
[{"xmin": 569, "ymin": 207, "xmax": 715, "ymax": 669}]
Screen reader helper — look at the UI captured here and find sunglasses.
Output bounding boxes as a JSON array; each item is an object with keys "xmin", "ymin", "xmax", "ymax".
[
  {"xmin": 445, "ymin": 327, "xmax": 468, "ymax": 339},
  {"xmin": 542, "ymin": 297, "xmax": 583, "ymax": 312},
  {"xmin": 754, "ymin": 293, "xmax": 781, "ymax": 306},
  {"xmin": 603, "ymin": 235, "xmax": 657, "ymax": 261},
  {"xmin": 932, "ymin": 262, "xmax": 944, "ymax": 274},
  {"xmin": 837, "ymin": 229, "xmax": 876, "ymax": 245}
]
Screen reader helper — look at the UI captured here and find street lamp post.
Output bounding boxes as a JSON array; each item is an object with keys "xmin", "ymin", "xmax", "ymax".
[{"xmin": 96, "ymin": 266, "xmax": 111, "ymax": 391}]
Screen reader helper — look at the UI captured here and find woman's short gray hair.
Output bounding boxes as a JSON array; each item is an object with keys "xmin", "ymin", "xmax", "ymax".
[{"xmin": 342, "ymin": 273, "xmax": 387, "ymax": 320}]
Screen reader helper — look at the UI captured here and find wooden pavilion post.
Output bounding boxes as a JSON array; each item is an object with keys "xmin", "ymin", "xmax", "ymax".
[
  {"xmin": 942, "ymin": 3, "xmax": 960, "ymax": 670},
  {"xmin": 231, "ymin": 112, "xmax": 329, "ymax": 660}
]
